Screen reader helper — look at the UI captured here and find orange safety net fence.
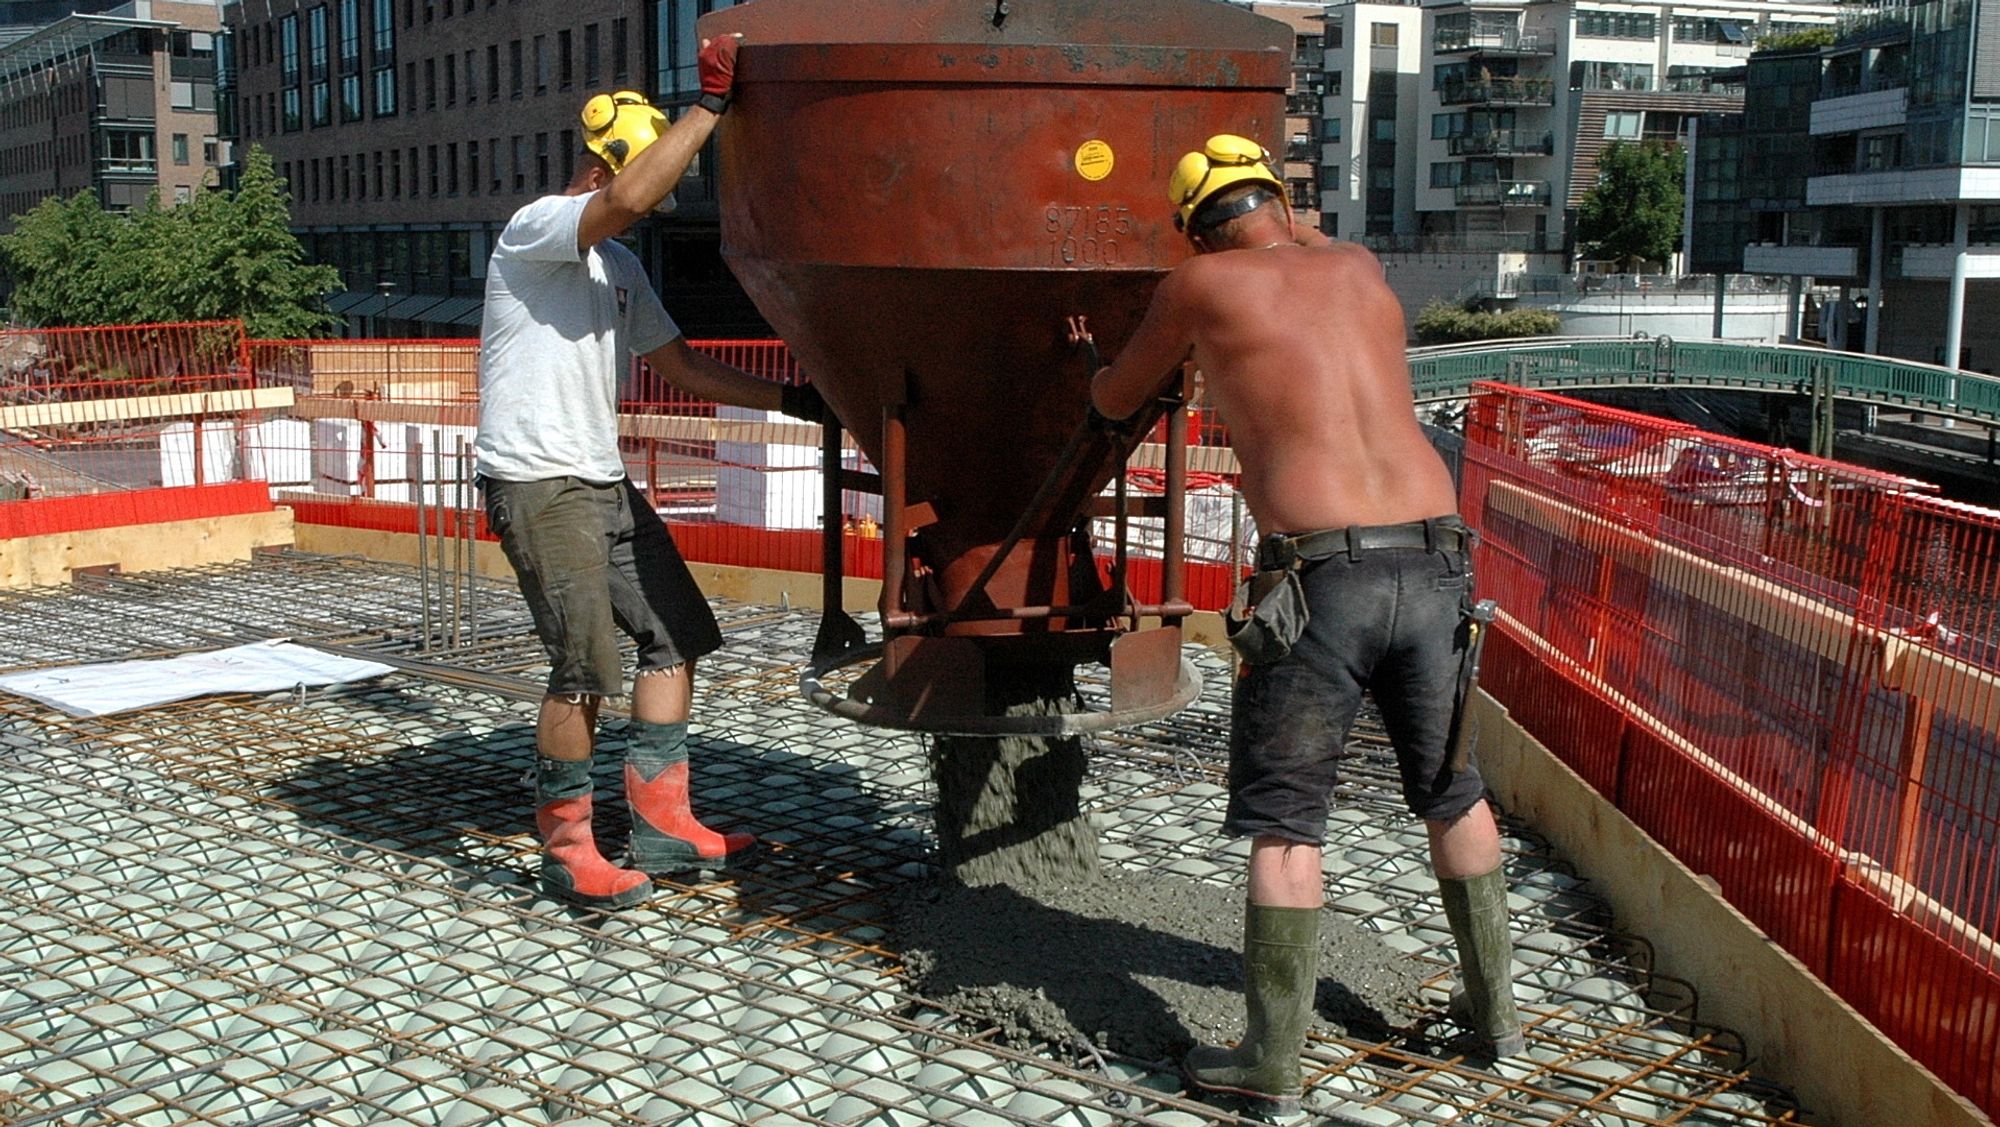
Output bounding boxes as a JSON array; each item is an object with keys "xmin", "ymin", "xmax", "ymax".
[{"xmin": 1462, "ymin": 381, "xmax": 2000, "ymax": 1114}]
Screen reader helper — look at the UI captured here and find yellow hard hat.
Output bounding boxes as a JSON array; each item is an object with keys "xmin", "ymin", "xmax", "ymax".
[
  {"xmin": 1169, "ymin": 134, "xmax": 1284, "ymax": 232},
  {"xmin": 581, "ymin": 90, "xmax": 668, "ymax": 174}
]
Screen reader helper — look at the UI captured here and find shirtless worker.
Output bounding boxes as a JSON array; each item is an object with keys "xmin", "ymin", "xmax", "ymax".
[{"xmin": 1091, "ymin": 135, "xmax": 1522, "ymax": 1118}]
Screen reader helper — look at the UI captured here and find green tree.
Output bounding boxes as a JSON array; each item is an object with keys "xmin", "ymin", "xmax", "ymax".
[
  {"xmin": 1753, "ymin": 26, "xmax": 1834, "ymax": 52},
  {"xmin": 1413, "ymin": 300, "xmax": 1563, "ymax": 345},
  {"xmin": 1575, "ymin": 140, "xmax": 1684, "ymax": 270},
  {"xmin": 1, "ymin": 145, "xmax": 340, "ymax": 336}
]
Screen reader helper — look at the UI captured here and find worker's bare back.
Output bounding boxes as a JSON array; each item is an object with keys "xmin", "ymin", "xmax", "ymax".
[{"xmin": 1178, "ymin": 242, "xmax": 1455, "ymax": 534}]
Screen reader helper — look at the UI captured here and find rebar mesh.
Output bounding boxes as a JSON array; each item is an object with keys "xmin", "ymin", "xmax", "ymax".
[{"xmin": 0, "ymin": 554, "xmax": 1808, "ymax": 1126}]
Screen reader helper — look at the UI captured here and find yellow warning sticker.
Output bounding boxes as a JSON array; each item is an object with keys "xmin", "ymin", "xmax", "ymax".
[{"xmin": 1074, "ymin": 140, "xmax": 1115, "ymax": 182}]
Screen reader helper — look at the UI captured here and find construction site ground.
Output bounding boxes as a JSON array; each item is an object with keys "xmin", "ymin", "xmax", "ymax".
[{"xmin": 0, "ymin": 552, "xmax": 1813, "ymax": 1126}]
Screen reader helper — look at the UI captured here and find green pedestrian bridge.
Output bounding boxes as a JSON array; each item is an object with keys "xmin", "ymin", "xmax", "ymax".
[{"xmin": 1407, "ymin": 336, "xmax": 2000, "ymax": 427}]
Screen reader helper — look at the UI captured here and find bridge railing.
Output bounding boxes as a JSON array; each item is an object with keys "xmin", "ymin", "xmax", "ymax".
[
  {"xmin": 1409, "ymin": 335, "xmax": 2000, "ymax": 423},
  {"xmin": 1463, "ymin": 380, "xmax": 2000, "ymax": 1114}
]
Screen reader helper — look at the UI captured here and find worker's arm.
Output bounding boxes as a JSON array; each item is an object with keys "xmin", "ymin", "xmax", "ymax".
[
  {"xmin": 642, "ymin": 337, "xmax": 826, "ymax": 420},
  {"xmin": 576, "ymin": 35, "xmax": 738, "ymax": 251},
  {"xmin": 1091, "ymin": 268, "xmax": 1197, "ymax": 422},
  {"xmin": 575, "ymin": 106, "xmax": 719, "ymax": 251}
]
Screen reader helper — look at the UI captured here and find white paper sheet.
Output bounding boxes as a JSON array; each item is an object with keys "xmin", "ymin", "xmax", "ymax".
[{"xmin": 0, "ymin": 640, "xmax": 397, "ymax": 718}]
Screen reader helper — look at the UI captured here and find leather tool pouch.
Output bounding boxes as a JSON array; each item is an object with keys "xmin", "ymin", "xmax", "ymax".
[{"xmin": 1225, "ymin": 564, "xmax": 1309, "ymax": 666}]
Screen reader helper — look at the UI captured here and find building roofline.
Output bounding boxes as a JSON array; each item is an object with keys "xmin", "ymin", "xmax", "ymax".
[{"xmin": 0, "ymin": 13, "xmax": 177, "ymax": 83}]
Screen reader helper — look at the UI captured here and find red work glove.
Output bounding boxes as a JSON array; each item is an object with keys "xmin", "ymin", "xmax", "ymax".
[{"xmin": 696, "ymin": 35, "xmax": 740, "ymax": 115}]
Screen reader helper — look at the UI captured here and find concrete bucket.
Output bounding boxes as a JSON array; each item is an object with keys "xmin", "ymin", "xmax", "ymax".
[{"xmin": 702, "ymin": 0, "xmax": 1290, "ymax": 737}]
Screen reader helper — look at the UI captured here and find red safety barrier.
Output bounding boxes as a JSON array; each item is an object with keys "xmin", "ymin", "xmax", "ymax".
[
  {"xmin": 0, "ymin": 323, "xmax": 266, "ymax": 532},
  {"xmin": 1465, "ymin": 380, "xmax": 2000, "ymax": 1115}
]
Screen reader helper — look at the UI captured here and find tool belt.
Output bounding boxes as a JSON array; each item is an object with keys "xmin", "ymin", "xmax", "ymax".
[{"xmin": 1225, "ymin": 518, "xmax": 1476, "ymax": 666}]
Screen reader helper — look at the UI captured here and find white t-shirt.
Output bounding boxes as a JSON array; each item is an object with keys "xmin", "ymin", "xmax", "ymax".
[{"xmin": 475, "ymin": 191, "xmax": 680, "ymax": 483}]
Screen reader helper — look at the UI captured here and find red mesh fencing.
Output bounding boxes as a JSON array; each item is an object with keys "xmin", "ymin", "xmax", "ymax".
[
  {"xmin": 1466, "ymin": 381, "xmax": 2000, "ymax": 1114},
  {"xmin": 0, "ymin": 322, "xmax": 274, "ymax": 528},
  {"xmin": 250, "ymin": 338, "xmax": 1246, "ymax": 599}
]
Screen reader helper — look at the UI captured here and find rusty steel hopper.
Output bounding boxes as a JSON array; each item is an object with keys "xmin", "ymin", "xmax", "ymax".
[{"xmin": 701, "ymin": 0, "xmax": 1290, "ymax": 733}]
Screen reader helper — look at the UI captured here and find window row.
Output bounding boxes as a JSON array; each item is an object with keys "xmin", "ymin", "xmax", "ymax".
[{"xmin": 283, "ymin": 132, "xmax": 579, "ymax": 207}]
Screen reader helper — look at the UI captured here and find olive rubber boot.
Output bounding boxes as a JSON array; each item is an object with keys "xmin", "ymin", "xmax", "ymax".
[
  {"xmin": 1184, "ymin": 904, "xmax": 1320, "ymax": 1120},
  {"xmin": 1439, "ymin": 866, "xmax": 1525, "ymax": 1058},
  {"xmin": 624, "ymin": 720, "xmax": 756, "ymax": 875},
  {"xmin": 534, "ymin": 756, "xmax": 652, "ymax": 910}
]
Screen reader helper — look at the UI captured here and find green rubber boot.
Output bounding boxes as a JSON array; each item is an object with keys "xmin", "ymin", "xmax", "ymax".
[
  {"xmin": 1440, "ymin": 866, "xmax": 1525, "ymax": 1058},
  {"xmin": 1184, "ymin": 904, "xmax": 1320, "ymax": 1120}
]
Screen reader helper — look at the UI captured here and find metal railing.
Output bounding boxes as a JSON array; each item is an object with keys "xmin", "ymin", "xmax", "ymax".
[
  {"xmin": 1439, "ymin": 75, "xmax": 1557, "ymax": 105},
  {"xmin": 1448, "ymin": 129, "xmax": 1555, "ymax": 156},
  {"xmin": 1454, "ymin": 178, "xmax": 1552, "ymax": 207}
]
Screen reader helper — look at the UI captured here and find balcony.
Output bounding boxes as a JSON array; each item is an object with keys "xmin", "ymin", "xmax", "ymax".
[
  {"xmin": 1433, "ymin": 28, "xmax": 1555, "ymax": 56},
  {"xmin": 1448, "ymin": 129, "xmax": 1555, "ymax": 156},
  {"xmin": 1455, "ymin": 179, "xmax": 1551, "ymax": 207},
  {"xmin": 1439, "ymin": 76, "xmax": 1555, "ymax": 107},
  {"xmin": 1742, "ymin": 242, "xmax": 1860, "ymax": 279}
]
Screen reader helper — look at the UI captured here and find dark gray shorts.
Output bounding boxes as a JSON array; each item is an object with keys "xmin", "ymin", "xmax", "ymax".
[
  {"xmin": 481, "ymin": 475, "xmax": 723, "ymax": 697},
  {"xmin": 1227, "ymin": 522, "xmax": 1487, "ymax": 843}
]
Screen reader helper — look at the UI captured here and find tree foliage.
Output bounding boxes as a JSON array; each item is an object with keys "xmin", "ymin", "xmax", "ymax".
[
  {"xmin": 1, "ymin": 146, "xmax": 340, "ymax": 337},
  {"xmin": 1754, "ymin": 26, "xmax": 1835, "ymax": 52},
  {"xmin": 1575, "ymin": 140, "xmax": 1685, "ymax": 269},
  {"xmin": 1412, "ymin": 301, "xmax": 1563, "ymax": 345}
]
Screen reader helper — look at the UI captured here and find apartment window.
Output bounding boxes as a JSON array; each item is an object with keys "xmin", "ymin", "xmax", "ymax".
[
  {"xmin": 203, "ymin": 136, "xmax": 218, "ymax": 164},
  {"xmin": 512, "ymin": 134, "xmax": 526, "ymax": 190},
  {"xmin": 1603, "ymin": 110, "xmax": 1642, "ymax": 139},
  {"xmin": 1433, "ymin": 112, "xmax": 1466, "ymax": 139},
  {"xmin": 1322, "ymin": 117, "xmax": 1342, "ymax": 142},
  {"xmin": 172, "ymin": 133, "xmax": 190, "ymax": 164},
  {"xmin": 464, "ymin": 50, "xmax": 476, "ymax": 102},
  {"xmin": 488, "ymin": 138, "xmax": 500, "ymax": 192},
  {"xmin": 373, "ymin": 150, "xmax": 384, "ymax": 196},
  {"xmin": 427, "ymin": 144, "xmax": 439, "ymax": 195},
  {"xmin": 341, "ymin": 154, "xmax": 352, "ymax": 200},
  {"xmin": 467, "ymin": 143, "xmax": 479, "ymax": 195},
  {"xmin": 1374, "ymin": 117, "xmax": 1397, "ymax": 141},
  {"xmin": 612, "ymin": 17, "xmax": 628, "ymax": 81},
  {"xmin": 370, "ymin": 0, "xmax": 395, "ymax": 115},
  {"xmin": 1371, "ymin": 22, "xmax": 1398, "ymax": 46},
  {"xmin": 174, "ymin": 185, "xmax": 192, "ymax": 205},
  {"xmin": 535, "ymin": 131, "xmax": 549, "ymax": 190},
  {"xmin": 408, "ymin": 146, "xmax": 418, "ymax": 195},
  {"xmin": 664, "ymin": 1, "xmax": 698, "ymax": 96},
  {"xmin": 444, "ymin": 53, "xmax": 456, "ymax": 106},
  {"xmin": 1429, "ymin": 162, "xmax": 1462, "ymax": 187},
  {"xmin": 1369, "ymin": 167, "xmax": 1396, "ymax": 190},
  {"xmin": 308, "ymin": 6, "xmax": 330, "ymax": 126},
  {"xmin": 583, "ymin": 24, "xmax": 600, "ymax": 85},
  {"xmin": 533, "ymin": 35, "xmax": 548, "ymax": 95},
  {"xmin": 509, "ymin": 40, "xmax": 523, "ymax": 98},
  {"xmin": 1573, "ymin": 60, "xmax": 1654, "ymax": 91},
  {"xmin": 391, "ymin": 151, "xmax": 401, "ymax": 196},
  {"xmin": 487, "ymin": 44, "xmax": 500, "ymax": 100},
  {"xmin": 1576, "ymin": 9, "xmax": 1656, "ymax": 39},
  {"xmin": 281, "ymin": 15, "xmax": 302, "ymax": 129},
  {"xmin": 560, "ymin": 127, "xmax": 575, "ymax": 181},
  {"xmin": 446, "ymin": 141, "xmax": 459, "ymax": 194},
  {"xmin": 424, "ymin": 57, "xmax": 436, "ymax": 109}
]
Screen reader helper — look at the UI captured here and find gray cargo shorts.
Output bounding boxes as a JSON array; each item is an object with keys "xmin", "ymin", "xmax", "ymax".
[
  {"xmin": 481, "ymin": 475, "xmax": 723, "ymax": 697},
  {"xmin": 1227, "ymin": 520, "xmax": 1488, "ymax": 844}
]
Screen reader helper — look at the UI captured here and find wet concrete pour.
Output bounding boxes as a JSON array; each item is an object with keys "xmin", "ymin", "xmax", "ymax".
[{"xmin": 894, "ymin": 871, "xmax": 1424, "ymax": 1063}]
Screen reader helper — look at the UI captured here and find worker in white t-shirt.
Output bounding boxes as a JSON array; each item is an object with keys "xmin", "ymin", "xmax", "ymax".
[{"xmin": 476, "ymin": 35, "xmax": 824, "ymax": 910}]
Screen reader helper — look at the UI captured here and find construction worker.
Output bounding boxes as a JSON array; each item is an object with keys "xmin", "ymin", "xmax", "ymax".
[
  {"xmin": 1091, "ymin": 135, "xmax": 1522, "ymax": 1116},
  {"xmin": 475, "ymin": 36, "xmax": 824, "ymax": 910}
]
